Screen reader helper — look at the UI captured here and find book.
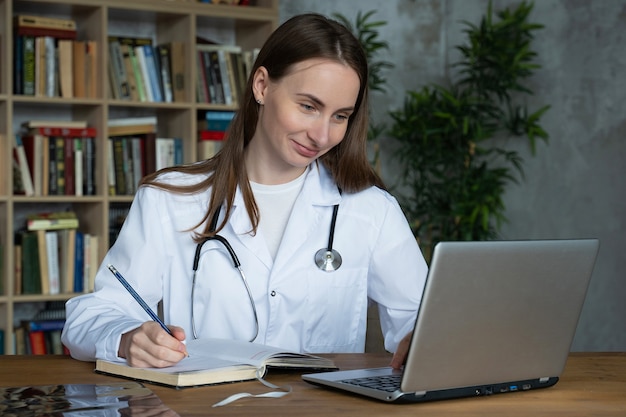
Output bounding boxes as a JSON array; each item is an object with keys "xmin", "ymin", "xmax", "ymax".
[
  {"xmin": 85, "ymin": 40, "xmax": 98, "ymax": 98},
  {"xmin": 15, "ymin": 26, "xmax": 77, "ymax": 40},
  {"xmin": 14, "ymin": 35, "xmax": 24, "ymax": 94},
  {"xmin": 170, "ymin": 41, "xmax": 185, "ymax": 102},
  {"xmin": 72, "ymin": 40, "xmax": 86, "ymax": 97},
  {"xmin": 45, "ymin": 231, "xmax": 61, "ymax": 294},
  {"xmin": 198, "ymin": 131, "xmax": 225, "ymax": 160},
  {"xmin": 156, "ymin": 44, "xmax": 174, "ymax": 102},
  {"xmin": 142, "ymin": 45, "xmax": 163, "ymax": 102},
  {"xmin": 24, "ymin": 120, "xmax": 88, "ymax": 129},
  {"xmin": 13, "ymin": 236, "xmax": 23, "ymax": 295},
  {"xmin": 108, "ymin": 38, "xmax": 130, "ymax": 100},
  {"xmin": 73, "ymin": 230, "xmax": 85, "ymax": 293},
  {"xmin": 14, "ymin": 14, "xmax": 77, "ymax": 31},
  {"xmin": 22, "ymin": 35, "xmax": 36, "ymax": 95},
  {"xmin": 28, "ymin": 330, "xmax": 47, "ymax": 354},
  {"xmin": 27, "ymin": 211, "xmax": 79, "ymax": 231},
  {"xmin": 13, "ymin": 134, "xmax": 35, "ymax": 196},
  {"xmin": 16, "ymin": 231, "xmax": 41, "ymax": 294},
  {"xmin": 58, "ymin": 39, "xmax": 74, "ymax": 98},
  {"xmin": 95, "ymin": 338, "xmax": 337, "ymax": 388},
  {"xmin": 35, "ymin": 230, "xmax": 50, "ymax": 294},
  {"xmin": 120, "ymin": 43, "xmax": 140, "ymax": 101}
]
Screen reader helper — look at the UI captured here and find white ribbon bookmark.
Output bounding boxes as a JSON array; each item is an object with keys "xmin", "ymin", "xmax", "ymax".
[{"xmin": 212, "ymin": 368, "xmax": 293, "ymax": 407}]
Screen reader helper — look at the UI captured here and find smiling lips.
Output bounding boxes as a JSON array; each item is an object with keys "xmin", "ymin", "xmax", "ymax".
[{"xmin": 292, "ymin": 140, "xmax": 320, "ymax": 159}]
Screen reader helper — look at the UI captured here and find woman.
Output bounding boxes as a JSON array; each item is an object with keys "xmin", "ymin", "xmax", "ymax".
[{"xmin": 62, "ymin": 13, "xmax": 428, "ymax": 370}]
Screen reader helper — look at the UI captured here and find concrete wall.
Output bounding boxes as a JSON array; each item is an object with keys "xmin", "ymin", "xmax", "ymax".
[{"xmin": 279, "ymin": 0, "xmax": 626, "ymax": 352}]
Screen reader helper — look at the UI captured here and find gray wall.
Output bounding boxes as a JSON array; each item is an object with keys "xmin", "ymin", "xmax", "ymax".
[{"xmin": 279, "ymin": 0, "xmax": 626, "ymax": 352}]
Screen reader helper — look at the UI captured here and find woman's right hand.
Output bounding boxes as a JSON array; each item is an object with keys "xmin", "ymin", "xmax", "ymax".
[{"xmin": 118, "ymin": 321, "xmax": 188, "ymax": 368}]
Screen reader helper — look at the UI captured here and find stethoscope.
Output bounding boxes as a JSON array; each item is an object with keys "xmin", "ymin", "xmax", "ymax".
[{"xmin": 190, "ymin": 201, "xmax": 342, "ymax": 340}]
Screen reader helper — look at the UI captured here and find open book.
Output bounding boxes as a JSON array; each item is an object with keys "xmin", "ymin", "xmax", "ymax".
[{"xmin": 95, "ymin": 338, "xmax": 337, "ymax": 388}]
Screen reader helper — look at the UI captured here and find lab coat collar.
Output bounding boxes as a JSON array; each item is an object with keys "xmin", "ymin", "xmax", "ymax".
[{"xmin": 229, "ymin": 163, "xmax": 341, "ymax": 269}]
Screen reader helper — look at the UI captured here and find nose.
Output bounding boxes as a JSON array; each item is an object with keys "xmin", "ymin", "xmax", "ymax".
[{"xmin": 307, "ymin": 117, "xmax": 332, "ymax": 148}]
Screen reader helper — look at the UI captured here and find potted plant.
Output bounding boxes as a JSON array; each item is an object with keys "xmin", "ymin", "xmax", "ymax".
[{"xmin": 388, "ymin": 0, "xmax": 550, "ymax": 260}]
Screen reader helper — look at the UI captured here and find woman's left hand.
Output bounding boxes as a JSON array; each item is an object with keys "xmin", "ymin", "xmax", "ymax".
[{"xmin": 390, "ymin": 331, "xmax": 412, "ymax": 369}]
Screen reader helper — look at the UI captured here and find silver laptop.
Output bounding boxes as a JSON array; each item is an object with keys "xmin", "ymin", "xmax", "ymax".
[{"xmin": 303, "ymin": 239, "xmax": 600, "ymax": 403}]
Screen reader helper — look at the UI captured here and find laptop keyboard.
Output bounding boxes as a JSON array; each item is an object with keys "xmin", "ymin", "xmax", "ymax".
[{"xmin": 341, "ymin": 374, "xmax": 402, "ymax": 392}]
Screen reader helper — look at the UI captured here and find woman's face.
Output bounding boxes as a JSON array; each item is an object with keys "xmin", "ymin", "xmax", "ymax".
[{"xmin": 248, "ymin": 58, "xmax": 361, "ymax": 184}]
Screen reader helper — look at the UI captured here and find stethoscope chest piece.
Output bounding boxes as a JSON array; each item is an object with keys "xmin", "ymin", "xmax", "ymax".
[
  {"xmin": 315, "ymin": 248, "xmax": 342, "ymax": 272},
  {"xmin": 314, "ymin": 202, "xmax": 342, "ymax": 272}
]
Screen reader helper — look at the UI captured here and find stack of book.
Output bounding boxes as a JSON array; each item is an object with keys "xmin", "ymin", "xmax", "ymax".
[
  {"xmin": 13, "ymin": 14, "xmax": 98, "ymax": 98},
  {"xmin": 108, "ymin": 37, "xmax": 185, "ymax": 103},
  {"xmin": 13, "ymin": 211, "xmax": 99, "ymax": 298},
  {"xmin": 107, "ymin": 117, "xmax": 183, "ymax": 195},
  {"xmin": 197, "ymin": 110, "xmax": 234, "ymax": 160},
  {"xmin": 14, "ymin": 301, "xmax": 69, "ymax": 355},
  {"xmin": 13, "ymin": 120, "xmax": 97, "ymax": 196}
]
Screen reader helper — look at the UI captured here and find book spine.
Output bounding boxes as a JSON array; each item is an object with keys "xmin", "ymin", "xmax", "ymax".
[
  {"xmin": 64, "ymin": 137, "xmax": 75, "ymax": 195},
  {"xmin": 217, "ymin": 49, "xmax": 233, "ymax": 106},
  {"xmin": 157, "ymin": 44, "xmax": 174, "ymax": 102},
  {"xmin": 55, "ymin": 137, "xmax": 65, "ymax": 195},
  {"xmin": 30, "ymin": 126, "xmax": 97, "ymax": 137},
  {"xmin": 23, "ymin": 318, "xmax": 66, "ymax": 332},
  {"xmin": 36, "ymin": 230, "xmax": 50, "ymax": 295},
  {"xmin": 122, "ymin": 138, "xmax": 134, "ymax": 194},
  {"xmin": 208, "ymin": 50, "xmax": 225, "ymax": 104},
  {"xmin": 196, "ymin": 50, "xmax": 209, "ymax": 103},
  {"xmin": 120, "ymin": 44, "xmax": 140, "ymax": 101},
  {"xmin": 28, "ymin": 330, "xmax": 47, "ymax": 355},
  {"xmin": 134, "ymin": 46, "xmax": 153, "ymax": 101},
  {"xmin": 109, "ymin": 40, "xmax": 130, "ymax": 100},
  {"xmin": 143, "ymin": 45, "xmax": 163, "ymax": 102},
  {"xmin": 83, "ymin": 137, "xmax": 96, "ymax": 196},
  {"xmin": 16, "ymin": 14, "xmax": 76, "ymax": 30},
  {"xmin": 74, "ymin": 138, "xmax": 84, "ymax": 196},
  {"xmin": 19, "ymin": 231, "xmax": 42, "ymax": 294},
  {"xmin": 85, "ymin": 41, "xmax": 98, "ymax": 99},
  {"xmin": 112, "ymin": 138, "xmax": 127, "ymax": 195},
  {"xmin": 14, "ymin": 35, "xmax": 23, "ymax": 94},
  {"xmin": 15, "ymin": 26, "xmax": 77, "ymax": 39},
  {"xmin": 22, "ymin": 35, "xmax": 36, "ymax": 95},
  {"xmin": 170, "ymin": 41, "xmax": 185, "ymax": 102},
  {"xmin": 72, "ymin": 41, "xmax": 86, "ymax": 98},
  {"xmin": 45, "ymin": 231, "xmax": 60, "ymax": 295},
  {"xmin": 44, "ymin": 36, "xmax": 56, "ymax": 97},
  {"xmin": 47, "ymin": 136, "xmax": 57, "ymax": 195},
  {"xmin": 14, "ymin": 135, "xmax": 35, "ymax": 196},
  {"xmin": 73, "ymin": 230, "xmax": 85, "ymax": 293}
]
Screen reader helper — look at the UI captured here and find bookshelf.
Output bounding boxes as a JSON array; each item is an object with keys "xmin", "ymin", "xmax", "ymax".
[{"xmin": 0, "ymin": 0, "xmax": 279, "ymax": 355}]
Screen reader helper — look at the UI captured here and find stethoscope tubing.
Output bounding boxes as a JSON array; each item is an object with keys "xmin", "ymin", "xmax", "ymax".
[{"xmin": 190, "ymin": 201, "xmax": 341, "ymax": 340}]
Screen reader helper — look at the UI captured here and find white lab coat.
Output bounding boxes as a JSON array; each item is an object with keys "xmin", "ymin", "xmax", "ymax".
[{"xmin": 62, "ymin": 163, "xmax": 428, "ymax": 362}]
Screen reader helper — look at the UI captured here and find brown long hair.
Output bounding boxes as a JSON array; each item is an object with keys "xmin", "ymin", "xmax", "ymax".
[{"xmin": 140, "ymin": 13, "xmax": 386, "ymax": 241}]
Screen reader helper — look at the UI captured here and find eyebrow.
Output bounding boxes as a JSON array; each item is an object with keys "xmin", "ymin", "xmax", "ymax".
[{"xmin": 297, "ymin": 93, "xmax": 355, "ymax": 113}]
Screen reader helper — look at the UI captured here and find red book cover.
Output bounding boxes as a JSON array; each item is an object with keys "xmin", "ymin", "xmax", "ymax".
[
  {"xmin": 28, "ymin": 330, "xmax": 47, "ymax": 355},
  {"xmin": 29, "ymin": 126, "xmax": 97, "ymax": 138},
  {"xmin": 15, "ymin": 26, "xmax": 77, "ymax": 40},
  {"xmin": 198, "ymin": 130, "xmax": 226, "ymax": 141}
]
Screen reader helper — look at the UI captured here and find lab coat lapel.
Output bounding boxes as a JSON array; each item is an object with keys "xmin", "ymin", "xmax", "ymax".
[
  {"xmin": 229, "ymin": 188, "xmax": 273, "ymax": 269},
  {"xmin": 273, "ymin": 164, "xmax": 341, "ymax": 273}
]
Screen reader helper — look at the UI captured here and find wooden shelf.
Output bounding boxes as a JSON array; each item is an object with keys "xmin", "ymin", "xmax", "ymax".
[{"xmin": 0, "ymin": 0, "xmax": 279, "ymax": 355}]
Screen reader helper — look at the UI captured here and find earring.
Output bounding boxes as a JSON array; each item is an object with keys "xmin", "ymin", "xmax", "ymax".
[{"xmin": 256, "ymin": 99, "xmax": 263, "ymax": 105}]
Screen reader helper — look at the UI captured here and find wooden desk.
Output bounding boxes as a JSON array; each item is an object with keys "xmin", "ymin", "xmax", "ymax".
[{"xmin": 1, "ymin": 353, "xmax": 625, "ymax": 416}]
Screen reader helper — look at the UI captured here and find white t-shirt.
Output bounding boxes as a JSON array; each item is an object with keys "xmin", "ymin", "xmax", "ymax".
[{"xmin": 250, "ymin": 170, "xmax": 307, "ymax": 259}]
